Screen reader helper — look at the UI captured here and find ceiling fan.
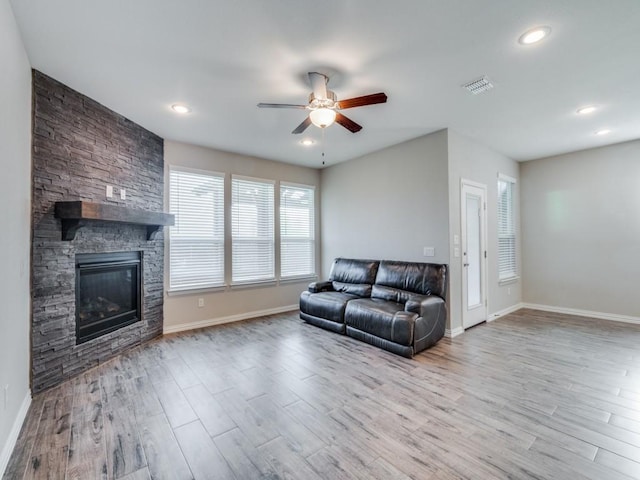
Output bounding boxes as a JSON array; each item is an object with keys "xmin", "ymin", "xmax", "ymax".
[{"xmin": 258, "ymin": 72, "xmax": 387, "ymax": 134}]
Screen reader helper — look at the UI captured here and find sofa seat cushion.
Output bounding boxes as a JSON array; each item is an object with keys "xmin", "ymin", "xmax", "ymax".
[
  {"xmin": 345, "ymin": 298, "xmax": 417, "ymax": 346},
  {"xmin": 300, "ymin": 291, "xmax": 357, "ymax": 324},
  {"xmin": 371, "ymin": 284, "xmax": 429, "ymax": 305},
  {"xmin": 332, "ymin": 281, "xmax": 372, "ymax": 297}
]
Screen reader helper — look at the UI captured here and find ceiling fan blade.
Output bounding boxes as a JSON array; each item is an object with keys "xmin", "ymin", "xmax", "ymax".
[
  {"xmin": 257, "ymin": 103, "xmax": 308, "ymax": 109},
  {"xmin": 309, "ymin": 72, "xmax": 328, "ymax": 100},
  {"xmin": 337, "ymin": 92, "xmax": 387, "ymax": 110},
  {"xmin": 335, "ymin": 113, "xmax": 362, "ymax": 133},
  {"xmin": 292, "ymin": 116, "xmax": 312, "ymax": 134}
]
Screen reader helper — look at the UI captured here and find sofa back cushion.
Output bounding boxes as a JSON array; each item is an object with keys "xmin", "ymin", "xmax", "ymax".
[
  {"xmin": 373, "ymin": 260, "xmax": 447, "ymax": 300},
  {"xmin": 329, "ymin": 258, "xmax": 380, "ymax": 285}
]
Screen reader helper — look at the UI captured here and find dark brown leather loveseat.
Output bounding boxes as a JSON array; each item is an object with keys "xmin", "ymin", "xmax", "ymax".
[{"xmin": 300, "ymin": 258, "xmax": 447, "ymax": 357}]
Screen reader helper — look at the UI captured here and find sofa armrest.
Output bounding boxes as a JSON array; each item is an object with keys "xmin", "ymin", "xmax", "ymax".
[
  {"xmin": 308, "ymin": 280, "xmax": 334, "ymax": 293},
  {"xmin": 405, "ymin": 295, "xmax": 443, "ymax": 318},
  {"xmin": 410, "ymin": 296, "xmax": 447, "ymax": 353}
]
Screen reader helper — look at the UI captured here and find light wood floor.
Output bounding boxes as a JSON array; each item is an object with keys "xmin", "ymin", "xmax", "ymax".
[{"xmin": 5, "ymin": 308, "xmax": 640, "ymax": 479}]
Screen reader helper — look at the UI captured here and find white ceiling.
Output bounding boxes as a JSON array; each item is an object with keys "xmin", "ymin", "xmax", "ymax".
[{"xmin": 9, "ymin": 0, "xmax": 640, "ymax": 168}]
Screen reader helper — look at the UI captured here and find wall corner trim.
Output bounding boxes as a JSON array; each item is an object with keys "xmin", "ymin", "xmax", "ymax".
[
  {"xmin": 163, "ymin": 305, "xmax": 299, "ymax": 334},
  {"xmin": 522, "ymin": 303, "xmax": 640, "ymax": 325},
  {"xmin": 445, "ymin": 326, "xmax": 464, "ymax": 338},
  {"xmin": 0, "ymin": 390, "xmax": 32, "ymax": 477}
]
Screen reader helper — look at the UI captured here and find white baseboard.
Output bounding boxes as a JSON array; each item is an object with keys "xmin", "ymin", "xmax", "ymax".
[
  {"xmin": 445, "ymin": 326, "xmax": 464, "ymax": 338},
  {"xmin": 522, "ymin": 303, "xmax": 640, "ymax": 325},
  {"xmin": 0, "ymin": 390, "xmax": 31, "ymax": 478},
  {"xmin": 163, "ymin": 304, "xmax": 299, "ymax": 334},
  {"xmin": 449, "ymin": 303, "xmax": 639, "ymax": 337},
  {"xmin": 488, "ymin": 303, "xmax": 525, "ymax": 322}
]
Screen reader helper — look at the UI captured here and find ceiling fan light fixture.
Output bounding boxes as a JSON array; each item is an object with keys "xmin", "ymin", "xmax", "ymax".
[
  {"xmin": 258, "ymin": 71, "xmax": 385, "ymax": 134},
  {"xmin": 309, "ymin": 108, "xmax": 336, "ymax": 128}
]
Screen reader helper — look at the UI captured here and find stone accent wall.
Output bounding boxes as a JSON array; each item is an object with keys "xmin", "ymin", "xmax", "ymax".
[{"xmin": 31, "ymin": 70, "xmax": 165, "ymax": 393}]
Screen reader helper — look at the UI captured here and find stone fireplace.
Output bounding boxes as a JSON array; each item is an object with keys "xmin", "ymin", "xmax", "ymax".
[{"xmin": 31, "ymin": 70, "xmax": 167, "ymax": 393}]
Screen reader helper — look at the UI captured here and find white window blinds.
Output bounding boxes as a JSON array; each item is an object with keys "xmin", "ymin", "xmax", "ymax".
[
  {"xmin": 280, "ymin": 183, "xmax": 315, "ymax": 278},
  {"xmin": 232, "ymin": 176, "xmax": 275, "ymax": 283},
  {"xmin": 169, "ymin": 168, "xmax": 225, "ymax": 290},
  {"xmin": 497, "ymin": 174, "xmax": 517, "ymax": 281}
]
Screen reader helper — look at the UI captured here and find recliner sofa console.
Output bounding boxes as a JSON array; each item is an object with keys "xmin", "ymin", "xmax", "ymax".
[{"xmin": 300, "ymin": 258, "xmax": 447, "ymax": 357}]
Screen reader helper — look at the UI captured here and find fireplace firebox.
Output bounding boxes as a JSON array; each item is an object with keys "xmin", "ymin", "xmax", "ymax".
[{"xmin": 75, "ymin": 251, "xmax": 142, "ymax": 344}]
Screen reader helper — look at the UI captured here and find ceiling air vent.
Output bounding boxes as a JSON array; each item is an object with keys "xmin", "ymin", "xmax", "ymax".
[{"xmin": 462, "ymin": 76, "xmax": 494, "ymax": 95}]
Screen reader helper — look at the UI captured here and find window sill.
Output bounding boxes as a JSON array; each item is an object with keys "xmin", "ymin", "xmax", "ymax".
[
  {"xmin": 280, "ymin": 274, "xmax": 317, "ymax": 285},
  {"xmin": 167, "ymin": 284, "xmax": 226, "ymax": 296},
  {"xmin": 499, "ymin": 276, "xmax": 520, "ymax": 286},
  {"xmin": 167, "ymin": 276, "xmax": 316, "ymax": 295},
  {"xmin": 230, "ymin": 279, "xmax": 277, "ymax": 290}
]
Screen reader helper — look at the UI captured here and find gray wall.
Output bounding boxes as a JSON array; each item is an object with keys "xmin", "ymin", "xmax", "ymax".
[
  {"xmin": 320, "ymin": 130, "xmax": 450, "ymax": 284},
  {"xmin": 163, "ymin": 141, "xmax": 320, "ymax": 332},
  {"xmin": 447, "ymin": 130, "xmax": 522, "ymax": 331},
  {"xmin": 521, "ymin": 140, "xmax": 640, "ymax": 318},
  {"xmin": 0, "ymin": 0, "xmax": 31, "ymax": 471},
  {"xmin": 320, "ymin": 129, "xmax": 523, "ymax": 332},
  {"xmin": 321, "ymin": 130, "xmax": 450, "ymax": 328}
]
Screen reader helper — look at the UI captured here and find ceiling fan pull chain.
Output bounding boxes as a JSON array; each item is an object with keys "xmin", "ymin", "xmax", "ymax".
[{"xmin": 321, "ymin": 128, "xmax": 326, "ymax": 165}]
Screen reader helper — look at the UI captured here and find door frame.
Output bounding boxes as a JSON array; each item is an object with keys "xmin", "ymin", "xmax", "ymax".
[{"xmin": 460, "ymin": 179, "xmax": 488, "ymax": 329}]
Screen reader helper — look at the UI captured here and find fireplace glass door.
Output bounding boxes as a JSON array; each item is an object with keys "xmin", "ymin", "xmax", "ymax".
[{"xmin": 75, "ymin": 251, "xmax": 142, "ymax": 344}]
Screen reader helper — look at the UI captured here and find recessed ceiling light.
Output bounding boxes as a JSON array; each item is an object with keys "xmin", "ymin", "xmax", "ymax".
[
  {"xmin": 577, "ymin": 106, "xmax": 597, "ymax": 115},
  {"xmin": 518, "ymin": 26, "xmax": 551, "ymax": 45},
  {"xmin": 300, "ymin": 139, "xmax": 315, "ymax": 146},
  {"xmin": 595, "ymin": 129, "xmax": 611, "ymax": 136},
  {"xmin": 171, "ymin": 104, "xmax": 191, "ymax": 114}
]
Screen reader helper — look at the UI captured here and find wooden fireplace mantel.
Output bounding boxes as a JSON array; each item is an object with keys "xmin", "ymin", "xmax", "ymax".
[{"xmin": 54, "ymin": 201, "xmax": 175, "ymax": 241}]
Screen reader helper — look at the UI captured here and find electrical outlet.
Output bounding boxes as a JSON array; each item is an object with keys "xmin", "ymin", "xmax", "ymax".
[
  {"xmin": 423, "ymin": 247, "xmax": 435, "ymax": 257},
  {"xmin": 120, "ymin": 188, "xmax": 126, "ymax": 200},
  {"xmin": 198, "ymin": 298, "xmax": 204, "ymax": 308},
  {"xmin": 508, "ymin": 287, "xmax": 511, "ymax": 295},
  {"xmin": 106, "ymin": 185, "xmax": 113, "ymax": 198}
]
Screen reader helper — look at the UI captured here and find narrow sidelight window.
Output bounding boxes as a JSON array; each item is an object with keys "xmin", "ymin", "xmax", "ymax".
[{"xmin": 497, "ymin": 174, "xmax": 517, "ymax": 281}]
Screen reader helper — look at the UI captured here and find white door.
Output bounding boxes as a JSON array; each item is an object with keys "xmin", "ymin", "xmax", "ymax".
[{"xmin": 461, "ymin": 181, "xmax": 488, "ymax": 329}]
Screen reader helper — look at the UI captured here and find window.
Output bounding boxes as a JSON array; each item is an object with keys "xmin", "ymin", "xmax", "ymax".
[
  {"xmin": 169, "ymin": 168, "xmax": 225, "ymax": 290},
  {"xmin": 232, "ymin": 176, "xmax": 275, "ymax": 283},
  {"xmin": 280, "ymin": 183, "xmax": 315, "ymax": 278},
  {"xmin": 497, "ymin": 174, "xmax": 517, "ymax": 281}
]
